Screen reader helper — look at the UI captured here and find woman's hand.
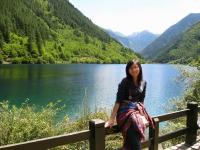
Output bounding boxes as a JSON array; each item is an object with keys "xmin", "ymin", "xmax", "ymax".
[
  {"xmin": 137, "ymin": 103, "xmax": 142, "ymax": 110},
  {"xmin": 105, "ymin": 118, "xmax": 115, "ymax": 128},
  {"xmin": 105, "ymin": 102, "xmax": 120, "ymax": 128}
]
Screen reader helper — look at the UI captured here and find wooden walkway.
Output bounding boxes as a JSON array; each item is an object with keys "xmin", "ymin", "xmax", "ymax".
[{"xmin": 164, "ymin": 136, "xmax": 200, "ymax": 150}]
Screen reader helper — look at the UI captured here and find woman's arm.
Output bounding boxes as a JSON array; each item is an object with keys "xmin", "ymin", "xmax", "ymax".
[
  {"xmin": 105, "ymin": 78, "xmax": 127, "ymax": 128},
  {"xmin": 110, "ymin": 102, "xmax": 120, "ymax": 120},
  {"xmin": 105, "ymin": 102, "xmax": 120, "ymax": 128}
]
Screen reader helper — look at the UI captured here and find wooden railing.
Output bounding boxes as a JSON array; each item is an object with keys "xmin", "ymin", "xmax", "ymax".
[{"xmin": 0, "ymin": 101, "xmax": 199, "ymax": 150}]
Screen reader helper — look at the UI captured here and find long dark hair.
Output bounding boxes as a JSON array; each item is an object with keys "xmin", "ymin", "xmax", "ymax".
[{"xmin": 125, "ymin": 59, "xmax": 143, "ymax": 87}]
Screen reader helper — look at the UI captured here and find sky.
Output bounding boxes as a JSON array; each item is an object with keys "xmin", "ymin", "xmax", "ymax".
[{"xmin": 69, "ymin": 0, "xmax": 200, "ymax": 35}]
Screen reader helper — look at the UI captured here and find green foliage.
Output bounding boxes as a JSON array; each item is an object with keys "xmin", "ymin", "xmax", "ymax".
[
  {"xmin": 0, "ymin": 100, "xmax": 61, "ymax": 146},
  {"xmin": 0, "ymin": 32, "xmax": 3, "ymax": 49},
  {"xmin": 27, "ymin": 36, "xmax": 34, "ymax": 55},
  {"xmin": 0, "ymin": 54, "xmax": 3, "ymax": 64},
  {"xmin": 35, "ymin": 30, "xmax": 43, "ymax": 56}
]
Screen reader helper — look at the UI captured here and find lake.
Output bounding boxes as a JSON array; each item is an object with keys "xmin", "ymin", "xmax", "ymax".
[{"xmin": 0, "ymin": 64, "xmax": 194, "ymax": 121}]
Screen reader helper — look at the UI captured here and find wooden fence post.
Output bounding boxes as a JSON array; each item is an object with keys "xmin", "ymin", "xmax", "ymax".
[
  {"xmin": 185, "ymin": 101, "xmax": 198, "ymax": 145},
  {"xmin": 149, "ymin": 117, "xmax": 159, "ymax": 150},
  {"xmin": 89, "ymin": 119, "xmax": 105, "ymax": 150}
]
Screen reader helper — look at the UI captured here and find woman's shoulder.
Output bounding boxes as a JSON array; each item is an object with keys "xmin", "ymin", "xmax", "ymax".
[
  {"xmin": 119, "ymin": 78, "xmax": 146, "ymax": 87},
  {"xmin": 120, "ymin": 77, "xmax": 129, "ymax": 84},
  {"xmin": 118, "ymin": 77, "xmax": 129, "ymax": 87}
]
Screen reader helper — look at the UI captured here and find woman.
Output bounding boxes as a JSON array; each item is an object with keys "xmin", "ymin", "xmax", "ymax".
[{"xmin": 105, "ymin": 59, "xmax": 155, "ymax": 150}]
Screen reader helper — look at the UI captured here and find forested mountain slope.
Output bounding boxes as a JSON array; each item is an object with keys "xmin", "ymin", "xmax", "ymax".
[
  {"xmin": 0, "ymin": 0, "xmax": 142, "ymax": 64},
  {"xmin": 141, "ymin": 13, "xmax": 200, "ymax": 61}
]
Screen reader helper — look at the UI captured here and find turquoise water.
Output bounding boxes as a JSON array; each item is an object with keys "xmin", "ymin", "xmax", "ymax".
[{"xmin": 0, "ymin": 64, "xmax": 191, "ymax": 121}]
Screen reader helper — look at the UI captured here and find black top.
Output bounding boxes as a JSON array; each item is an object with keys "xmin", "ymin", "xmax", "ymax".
[{"xmin": 115, "ymin": 77, "xmax": 147, "ymax": 104}]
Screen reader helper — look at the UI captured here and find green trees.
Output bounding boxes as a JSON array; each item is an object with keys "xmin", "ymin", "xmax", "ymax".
[
  {"xmin": 35, "ymin": 30, "xmax": 43, "ymax": 56},
  {"xmin": 0, "ymin": 51, "xmax": 3, "ymax": 64},
  {"xmin": 48, "ymin": 0, "xmax": 112, "ymax": 43},
  {"xmin": 0, "ymin": 22, "xmax": 10, "ymax": 43},
  {"xmin": 0, "ymin": 32, "xmax": 3, "ymax": 49},
  {"xmin": 27, "ymin": 36, "xmax": 33, "ymax": 55},
  {"xmin": 84, "ymin": 35, "xmax": 90, "ymax": 44}
]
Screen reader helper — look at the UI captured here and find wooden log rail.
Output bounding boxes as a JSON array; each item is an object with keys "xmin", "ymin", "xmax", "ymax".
[{"xmin": 0, "ymin": 101, "xmax": 199, "ymax": 150}]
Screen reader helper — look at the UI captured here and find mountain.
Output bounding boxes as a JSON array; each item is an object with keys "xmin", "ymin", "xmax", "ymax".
[
  {"xmin": 105, "ymin": 29, "xmax": 130, "ymax": 47},
  {"xmin": 0, "ymin": 0, "xmax": 142, "ymax": 64},
  {"xmin": 105, "ymin": 29, "xmax": 158, "ymax": 52},
  {"xmin": 107, "ymin": 30, "xmax": 126, "ymax": 38},
  {"xmin": 127, "ymin": 31, "xmax": 159, "ymax": 52},
  {"xmin": 141, "ymin": 13, "xmax": 200, "ymax": 60},
  {"xmin": 154, "ymin": 21, "xmax": 200, "ymax": 66}
]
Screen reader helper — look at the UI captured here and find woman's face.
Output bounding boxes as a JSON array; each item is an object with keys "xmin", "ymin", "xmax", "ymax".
[{"xmin": 128, "ymin": 63, "xmax": 140, "ymax": 78}]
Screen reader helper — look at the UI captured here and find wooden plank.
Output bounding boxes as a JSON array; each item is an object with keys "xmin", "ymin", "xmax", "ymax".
[
  {"xmin": 152, "ymin": 109, "xmax": 189, "ymax": 122},
  {"xmin": 141, "ymin": 139, "xmax": 151, "ymax": 149},
  {"xmin": 152, "ymin": 118, "xmax": 159, "ymax": 150},
  {"xmin": 198, "ymin": 106, "xmax": 200, "ymax": 112},
  {"xmin": 105, "ymin": 124, "xmax": 120, "ymax": 135},
  {"xmin": 0, "ymin": 130, "xmax": 90, "ymax": 150},
  {"xmin": 89, "ymin": 119, "xmax": 105, "ymax": 150},
  {"xmin": 159, "ymin": 127, "xmax": 188, "ymax": 143},
  {"xmin": 186, "ymin": 102, "xmax": 199, "ymax": 145}
]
